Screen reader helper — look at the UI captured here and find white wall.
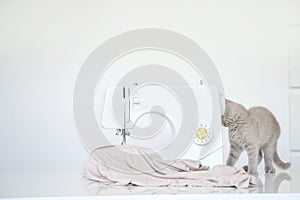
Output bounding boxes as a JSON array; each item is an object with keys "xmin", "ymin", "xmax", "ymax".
[
  {"xmin": 289, "ymin": 0, "xmax": 300, "ymax": 164},
  {"xmin": 0, "ymin": 0, "xmax": 289, "ymax": 172}
]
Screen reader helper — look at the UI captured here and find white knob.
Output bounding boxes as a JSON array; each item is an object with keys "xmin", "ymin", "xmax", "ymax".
[{"xmin": 133, "ymin": 97, "xmax": 140, "ymax": 104}]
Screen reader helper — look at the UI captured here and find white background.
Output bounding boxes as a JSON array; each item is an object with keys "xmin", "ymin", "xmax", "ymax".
[{"xmin": 0, "ymin": 0, "xmax": 292, "ymax": 172}]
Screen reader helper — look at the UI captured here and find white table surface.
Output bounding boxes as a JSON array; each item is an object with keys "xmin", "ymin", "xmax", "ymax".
[{"xmin": 1, "ymin": 166, "xmax": 300, "ymax": 200}]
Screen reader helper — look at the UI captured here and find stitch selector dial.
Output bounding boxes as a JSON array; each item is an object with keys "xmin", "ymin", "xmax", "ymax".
[{"xmin": 193, "ymin": 124, "xmax": 213, "ymax": 145}]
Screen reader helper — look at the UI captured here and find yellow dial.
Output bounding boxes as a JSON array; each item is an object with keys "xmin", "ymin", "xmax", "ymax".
[
  {"xmin": 195, "ymin": 128, "xmax": 208, "ymax": 140},
  {"xmin": 193, "ymin": 124, "xmax": 213, "ymax": 145}
]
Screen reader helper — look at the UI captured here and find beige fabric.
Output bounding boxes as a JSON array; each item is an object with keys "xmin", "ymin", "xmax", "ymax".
[{"xmin": 82, "ymin": 145, "xmax": 256, "ymax": 188}]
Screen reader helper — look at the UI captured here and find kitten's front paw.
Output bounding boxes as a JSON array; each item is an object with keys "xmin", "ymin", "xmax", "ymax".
[{"xmin": 265, "ymin": 167, "xmax": 276, "ymax": 173}]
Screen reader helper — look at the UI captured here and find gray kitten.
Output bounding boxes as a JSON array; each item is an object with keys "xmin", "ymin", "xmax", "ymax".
[{"xmin": 222, "ymin": 99, "xmax": 291, "ymax": 176}]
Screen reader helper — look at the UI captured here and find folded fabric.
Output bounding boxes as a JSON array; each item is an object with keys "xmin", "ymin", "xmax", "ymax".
[{"xmin": 82, "ymin": 145, "xmax": 256, "ymax": 188}]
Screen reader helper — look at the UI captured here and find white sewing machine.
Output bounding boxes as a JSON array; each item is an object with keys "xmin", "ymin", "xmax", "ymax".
[{"xmin": 100, "ymin": 81, "xmax": 225, "ymax": 165}]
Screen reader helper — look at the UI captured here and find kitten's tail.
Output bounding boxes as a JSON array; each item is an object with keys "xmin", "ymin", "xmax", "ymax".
[{"xmin": 274, "ymin": 150, "xmax": 291, "ymax": 169}]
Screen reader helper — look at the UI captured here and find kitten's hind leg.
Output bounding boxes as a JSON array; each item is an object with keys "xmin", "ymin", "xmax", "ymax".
[
  {"xmin": 226, "ymin": 143, "xmax": 243, "ymax": 166},
  {"xmin": 263, "ymin": 143, "xmax": 276, "ymax": 173}
]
